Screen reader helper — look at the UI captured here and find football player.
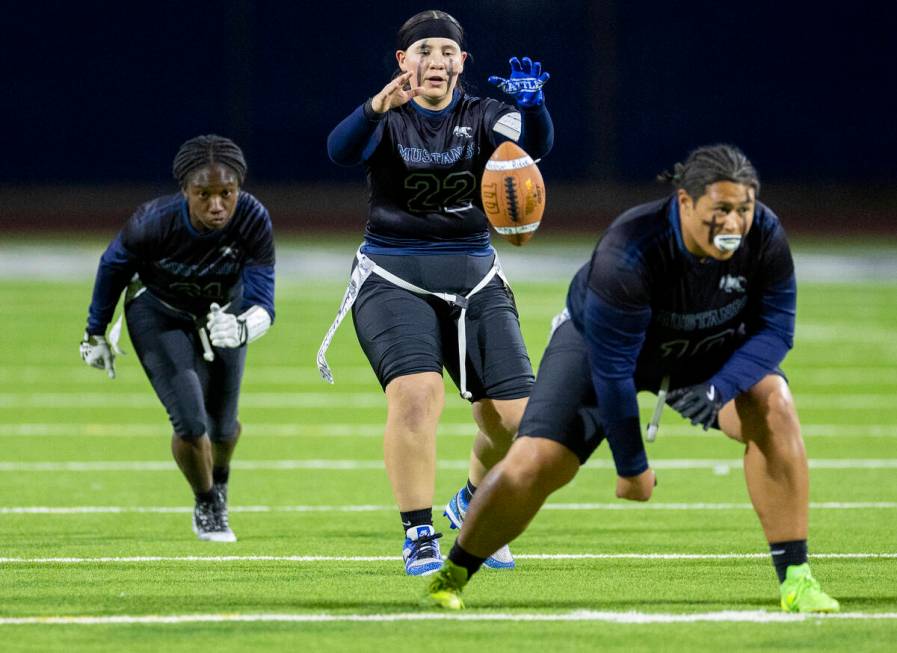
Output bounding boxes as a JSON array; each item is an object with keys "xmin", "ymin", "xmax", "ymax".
[
  {"xmin": 426, "ymin": 144, "xmax": 839, "ymax": 613},
  {"xmin": 80, "ymin": 135, "xmax": 275, "ymax": 542},
  {"xmin": 321, "ymin": 9, "xmax": 554, "ymax": 575}
]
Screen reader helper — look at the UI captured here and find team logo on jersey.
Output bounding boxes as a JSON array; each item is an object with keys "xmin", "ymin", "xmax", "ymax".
[
  {"xmin": 452, "ymin": 126, "xmax": 473, "ymax": 139},
  {"xmin": 219, "ymin": 246, "xmax": 239, "ymax": 259},
  {"xmin": 719, "ymin": 275, "xmax": 747, "ymax": 293}
]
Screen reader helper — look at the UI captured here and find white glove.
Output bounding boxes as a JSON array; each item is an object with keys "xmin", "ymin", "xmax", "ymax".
[
  {"xmin": 206, "ymin": 303, "xmax": 272, "ymax": 348},
  {"xmin": 80, "ymin": 333, "xmax": 116, "ymax": 379},
  {"xmin": 206, "ymin": 303, "xmax": 246, "ymax": 348}
]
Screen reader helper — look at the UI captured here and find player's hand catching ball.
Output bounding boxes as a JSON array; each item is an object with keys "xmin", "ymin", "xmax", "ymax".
[
  {"xmin": 488, "ymin": 56, "xmax": 550, "ymax": 108},
  {"xmin": 207, "ymin": 303, "xmax": 246, "ymax": 348},
  {"xmin": 80, "ymin": 333, "xmax": 116, "ymax": 379},
  {"xmin": 616, "ymin": 467, "xmax": 655, "ymax": 502},
  {"xmin": 668, "ymin": 382, "xmax": 723, "ymax": 430},
  {"xmin": 371, "ymin": 71, "xmax": 422, "ymax": 113}
]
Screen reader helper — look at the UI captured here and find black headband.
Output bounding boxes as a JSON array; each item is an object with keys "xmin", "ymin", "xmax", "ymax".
[{"xmin": 399, "ymin": 17, "xmax": 463, "ymax": 51}]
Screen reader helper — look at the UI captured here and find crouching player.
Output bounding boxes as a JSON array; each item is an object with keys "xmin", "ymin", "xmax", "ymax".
[
  {"xmin": 80, "ymin": 135, "xmax": 275, "ymax": 542},
  {"xmin": 426, "ymin": 144, "xmax": 839, "ymax": 613}
]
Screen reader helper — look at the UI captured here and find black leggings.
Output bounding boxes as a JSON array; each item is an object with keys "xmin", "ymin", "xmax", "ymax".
[{"xmin": 126, "ymin": 292, "xmax": 246, "ymax": 440}]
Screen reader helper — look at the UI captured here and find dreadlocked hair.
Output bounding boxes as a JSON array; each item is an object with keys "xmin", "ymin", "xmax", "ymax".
[
  {"xmin": 658, "ymin": 144, "xmax": 759, "ymax": 200},
  {"xmin": 172, "ymin": 134, "xmax": 247, "ymax": 188}
]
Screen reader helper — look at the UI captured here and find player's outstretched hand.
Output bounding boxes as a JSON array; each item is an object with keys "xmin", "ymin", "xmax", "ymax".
[
  {"xmin": 616, "ymin": 467, "xmax": 655, "ymax": 502},
  {"xmin": 668, "ymin": 382, "xmax": 722, "ymax": 430},
  {"xmin": 207, "ymin": 303, "xmax": 246, "ymax": 348},
  {"xmin": 488, "ymin": 56, "xmax": 550, "ymax": 108},
  {"xmin": 371, "ymin": 71, "xmax": 422, "ymax": 113},
  {"xmin": 80, "ymin": 333, "xmax": 116, "ymax": 379}
]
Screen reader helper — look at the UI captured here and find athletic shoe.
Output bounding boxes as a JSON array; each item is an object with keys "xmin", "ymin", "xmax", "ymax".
[
  {"xmin": 780, "ymin": 563, "xmax": 840, "ymax": 613},
  {"xmin": 403, "ymin": 525, "xmax": 443, "ymax": 576},
  {"xmin": 423, "ymin": 560, "xmax": 468, "ymax": 610},
  {"xmin": 192, "ymin": 494, "xmax": 237, "ymax": 543},
  {"xmin": 444, "ymin": 487, "xmax": 515, "ymax": 570}
]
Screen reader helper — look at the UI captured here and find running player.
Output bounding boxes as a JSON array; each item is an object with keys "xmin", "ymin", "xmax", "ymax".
[
  {"xmin": 80, "ymin": 134, "xmax": 275, "ymax": 542},
  {"xmin": 320, "ymin": 9, "xmax": 554, "ymax": 575},
  {"xmin": 426, "ymin": 144, "xmax": 840, "ymax": 613}
]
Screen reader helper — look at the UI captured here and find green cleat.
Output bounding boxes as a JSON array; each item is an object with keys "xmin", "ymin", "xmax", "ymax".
[
  {"xmin": 780, "ymin": 563, "xmax": 840, "ymax": 613},
  {"xmin": 424, "ymin": 560, "xmax": 469, "ymax": 610}
]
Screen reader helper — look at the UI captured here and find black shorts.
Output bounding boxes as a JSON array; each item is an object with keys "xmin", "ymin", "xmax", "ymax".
[
  {"xmin": 517, "ymin": 319, "xmax": 604, "ymax": 463},
  {"xmin": 518, "ymin": 317, "xmax": 788, "ymax": 462},
  {"xmin": 126, "ymin": 291, "xmax": 246, "ymax": 440},
  {"xmin": 351, "ymin": 252, "xmax": 534, "ymax": 401}
]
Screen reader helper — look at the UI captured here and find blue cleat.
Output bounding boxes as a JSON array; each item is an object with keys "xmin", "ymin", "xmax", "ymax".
[
  {"xmin": 444, "ymin": 487, "xmax": 515, "ymax": 570},
  {"xmin": 403, "ymin": 525, "xmax": 443, "ymax": 576}
]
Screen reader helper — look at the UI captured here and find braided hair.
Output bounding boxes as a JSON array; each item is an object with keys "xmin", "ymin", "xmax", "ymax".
[
  {"xmin": 659, "ymin": 144, "xmax": 759, "ymax": 200},
  {"xmin": 172, "ymin": 134, "xmax": 247, "ymax": 188}
]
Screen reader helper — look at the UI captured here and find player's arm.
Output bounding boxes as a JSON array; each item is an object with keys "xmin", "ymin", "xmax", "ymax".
[
  {"xmin": 207, "ymin": 207, "xmax": 275, "ymax": 348},
  {"xmin": 327, "ymin": 71, "xmax": 419, "ymax": 166},
  {"xmin": 582, "ymin": 289, "xmax": 653, "ymax": 483},
  {"xmin": 81, "ymin": 233, "xmax": 138, "ymax": 378},
  {"xmin": 709, "ymin": 273, "xmax": 796, "ymax": 405},
  {"xmin": 489, "ymin": 57, "xmax": 554, "ymax": 159}
]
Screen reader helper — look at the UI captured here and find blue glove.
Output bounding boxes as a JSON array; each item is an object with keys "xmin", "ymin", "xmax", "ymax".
[
  {"xmin": 488, "ymin": 56, "xmax": 550, "ymax": 108},
  {"xmin": 668, "ymin": 382, "xmax": 723, "ymax": 431}
]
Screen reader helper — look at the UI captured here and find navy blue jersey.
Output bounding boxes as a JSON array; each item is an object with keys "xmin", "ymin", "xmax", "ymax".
[
  {"xmin": 566, "ymin": 196, "xmax": 795, "ymax": 474},
  {"xmin": 328, "ymin": 90, "xmax": 554, "ymax": 254},
  {"xmin": 86, "ymin": 192, "xmax": 275, "ymax": 335}
]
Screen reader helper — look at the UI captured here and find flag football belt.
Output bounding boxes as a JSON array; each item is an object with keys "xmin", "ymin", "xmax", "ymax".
[
  {"xmin": 108, "ymin": 276, "xmax": 230, "ymax": 363},
  {"xmin": 317, "ymin": 248, "xmax": 509, "ymax": 400}
]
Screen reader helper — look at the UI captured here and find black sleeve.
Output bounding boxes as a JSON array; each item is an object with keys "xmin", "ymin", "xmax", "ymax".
[
  {"xmin": 327, "ymin": 101, "xmax": 387, "ymax": 166},
  {"xmin": 240, "ymin": 200, "xmax": 276, "ymax": 320}
]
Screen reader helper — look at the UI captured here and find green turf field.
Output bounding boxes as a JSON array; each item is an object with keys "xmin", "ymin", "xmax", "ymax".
[{"xmin": 1, "ymin": 241, "xmax": 896, "ymax": 651}]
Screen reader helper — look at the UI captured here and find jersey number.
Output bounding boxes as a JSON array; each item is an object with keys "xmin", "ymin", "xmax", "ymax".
[
  {"xmin": 168, "ymin": 281, "xmax": 223, "ymax": 298},
  {"xmin": 404, "ymin": 172, "xmax": 475, "ymax": 214},
  {"xmin": 659, "ymin": 328, "xmax": 737, "ymax": 359}
]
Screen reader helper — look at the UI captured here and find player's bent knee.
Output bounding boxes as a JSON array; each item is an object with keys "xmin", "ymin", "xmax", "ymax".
[
  {"xmin": 766, "ymin": 388, "xmax": 799, "ymax": 428},
  {"xmin": 504, "ymin": 437, "xmax": 579, "ymax": 494},
  {"xmin": 209, "ymin": 421, "xmax": 241, "ymax": 443},
  {"xmin": 173, "ymin": 428, "xmax": 207, "ymax": 442},
  {"xmin": 172, "ymin": 418, "xmax": 208, "ymax": 442},
  {"xmin": 209, "ymin": 428, "xmax": 239, "ymax": 443},
  {"xmin": 386, "ymin": 374, "xmax": 444, "ymax": 423}
]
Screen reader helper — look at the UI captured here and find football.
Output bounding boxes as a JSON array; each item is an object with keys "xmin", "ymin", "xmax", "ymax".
[{"xmin": 481, "ymin": 141, "xmax": 546, "ymax": 246}]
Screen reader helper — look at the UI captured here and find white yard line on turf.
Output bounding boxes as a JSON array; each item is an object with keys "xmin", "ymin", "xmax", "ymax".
[
  {"xmin": 0, "ymin": 393, "xmax": 895, "ymax": 410},
  {"xmin": 0, "ymin": 393, "xmax": 387, "ymax": 409},
  {"xmin": 0, "ymin": 423, "xmax": 476, "ymax": 438},
  {"xmin": 2, "ymin": 501, "xmax": 895, "ymax": 515},
  {"xmin": 1, "ymin": 422, "xmax": 894, "ymax": 438},
  {"xmin": 2, "ymin": 610, "xmax": 897, "ymax": 625},
  {"xmin": 1, "ymin": 553, "xmax": 895, "ymax": 564},
  {"xmin": 13, "ymin": 369, "xmax": 897, "ymax": 384},
  {"xmin": 2, "ymin": 459, "xmax": 897, "ymax": 472},
  {"xmin": 4, "ymin": 365, "xmax": 897, "ymax": 386}
]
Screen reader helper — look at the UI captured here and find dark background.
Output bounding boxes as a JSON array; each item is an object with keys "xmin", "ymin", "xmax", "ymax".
[{"xmin": 3, "ymin": 1, "xmax": 895, "ymax": 233}]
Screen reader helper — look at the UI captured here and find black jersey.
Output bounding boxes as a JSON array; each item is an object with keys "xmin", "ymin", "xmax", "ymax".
[
  {"xmin": 86, "ymin": 192, "xmax": 275, "ymax": 334},
  {"xmin": 567, "ymin": 195, "xmax": 795, "ymax": 399},
  {"xmin": 363, "ymin": 92, "xmax": 517, "ymax": 248},
  {"xmin": 564, "ymin": 195, "xmax": 796, "ymax": 475}
]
